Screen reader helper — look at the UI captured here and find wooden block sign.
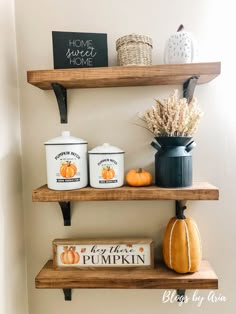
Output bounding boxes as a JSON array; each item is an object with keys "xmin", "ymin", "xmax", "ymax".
[
  {"xmin": 53, "ymin": 238, "xmax": 154, "ymax": 269},
  {"xmin": 52, "ymin": 31, "xmax": 108, "ymax": 69}
]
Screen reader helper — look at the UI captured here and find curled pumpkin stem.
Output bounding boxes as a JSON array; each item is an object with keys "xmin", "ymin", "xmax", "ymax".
[{"xmin": 177, "ymin": 24, "xmax": 184, "ymax": 32}]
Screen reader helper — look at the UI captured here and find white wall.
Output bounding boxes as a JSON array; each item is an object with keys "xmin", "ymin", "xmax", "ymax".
[
  {"xmin": 15, "ymin": 0, "xmax": 236, "ymax": 313},
  {"xmin": 0, "ymin": 1, "xmax": 28, "ymax": 314}
]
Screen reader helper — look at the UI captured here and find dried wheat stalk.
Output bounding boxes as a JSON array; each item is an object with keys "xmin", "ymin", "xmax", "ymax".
[{"xmin": 139, "ymin": 90, "xmax": 203, "ymax": 136}]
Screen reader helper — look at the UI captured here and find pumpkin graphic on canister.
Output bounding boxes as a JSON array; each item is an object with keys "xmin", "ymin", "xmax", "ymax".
[
  {"xmin": 102, "ymin": 166, "xmax": 115, "ymax": 180},
  {"xmin": 60, "ymin": 161, "xmax": 77, "ymax": 178},
  {"xmin": 60, "ymin": 246, "xmax": 80, "ymax": 264},
  {"xmin": 163, "ymin": 216, "xmax": 202, "ymax": 273}
]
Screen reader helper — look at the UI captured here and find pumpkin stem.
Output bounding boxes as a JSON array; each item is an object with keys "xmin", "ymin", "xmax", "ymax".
[
  {"xmin": 137, "ymin": 168, "xmax": 143, "ymax": 173},
  {"xmin": 177, "ymin": 24, "xmax": 184, "ymax": 32}
]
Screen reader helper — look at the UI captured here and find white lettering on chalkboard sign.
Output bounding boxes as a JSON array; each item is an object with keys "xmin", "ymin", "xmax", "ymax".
[
  {"xmin": 66, "ymin": 39, "xmax": 97, "ymax": 66},
  {"xmin": 52, "ymin": 32, "xmax": 108, "ymax": 69}
]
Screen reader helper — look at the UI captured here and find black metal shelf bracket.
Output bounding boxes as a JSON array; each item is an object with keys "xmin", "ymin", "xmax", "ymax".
[
  {"xmin": 63, "ymin": 288, "xmax": 72, "ymax": 301},
  {"xmin": 59, "ymin": 202, "xmax": 71, "ymax": 226},
  {"xmin": 176, "ymin": 289, "xmax": 186, "ymax": 302},
  {"xmin": 51, "ymin": 83, "xmax": 68, "ymax": 123},
  {"xmin": 183, "ymin": 76, "xmax": 199, "ymax": 102},
  {"xmin": 176, "ymin": 200, "xmax": 187, "ymax": 219},
  {"xmin": 175, "ymin": 201, "xmax": 187, "ymax": 301}
]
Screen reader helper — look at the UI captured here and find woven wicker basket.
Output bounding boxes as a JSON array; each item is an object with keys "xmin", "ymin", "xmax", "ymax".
[{"xmin": 116, "ymin": 34, "xmax": 153, "ymax": 66}]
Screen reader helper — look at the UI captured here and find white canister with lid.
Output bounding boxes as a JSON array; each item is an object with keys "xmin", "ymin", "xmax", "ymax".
[
  {"xmin": 88, "ymin": 143, "xmax": 124, "ymax": 188},
  {"xmin": 45, "ymin": 131, "xmax": 88, "ymax": 190}
]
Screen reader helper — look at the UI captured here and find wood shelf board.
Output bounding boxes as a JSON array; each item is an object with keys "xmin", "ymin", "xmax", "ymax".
[
  {"xmin": 32, "ymin": 182, "xmax": 219, "ymax": 202},
  {"xmin": 35, "ymin": 260, "xmax": 218, "ymax": 289},
  {"xmin": 27, "ymin": 62, "xmax": 221, "ymax": 90}
]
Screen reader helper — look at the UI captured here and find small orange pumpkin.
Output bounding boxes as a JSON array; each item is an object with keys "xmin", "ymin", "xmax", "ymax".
[
  {"xmin": 102, "ymin": 166, "xmax": 115, "ymax": 179},
  {"xmin": 126, "ymin": 168, "xmax": 152, "ymax": 186},
  {"xmin": 60, "ymin": 161, "xmax": 77, "ymax": 178},
  {"xmin": 163, "ymin": 216, "xmax": 202, "ymax": 273},
  {"xmin": 60, "ymin": 246, "xmax": 80, "ymax": 265}
]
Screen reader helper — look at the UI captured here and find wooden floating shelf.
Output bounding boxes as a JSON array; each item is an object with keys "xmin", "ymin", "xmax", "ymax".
[
  {"xmin": 35, "ymin": 259, "xmax": 218, "ymax": 290},
  {"xmin": 27, "ymin": 62, "xmax": 221, "ymax": 90},
  {"xmin": 32, "ymin": 182, "xmax": 219, "ymax": 202}
]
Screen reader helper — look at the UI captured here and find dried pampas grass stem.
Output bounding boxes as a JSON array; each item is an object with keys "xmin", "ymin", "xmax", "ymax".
[{"xmin": 138, "ymin": 90, "xmax": 203, "ymax": 137}]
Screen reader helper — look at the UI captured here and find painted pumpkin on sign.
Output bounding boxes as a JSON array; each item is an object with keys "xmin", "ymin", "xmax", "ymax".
[
  {"xmin": 60, "ymin": 246, "xmax": 80, "ymax": 264},
  {"xmin": 60, "ymin": 161, "xmax": 77, "ymax": 178},
  {"xmin": 163, "ymin": 216, "xmax": 202, "ymax": 273},
  {"xmin": 164, "ymin": 24, "xmax": 198, "ymax": 64},
  {"xmin": 126, "ymin": 168, "xmax": 152, "ymax": 186}
]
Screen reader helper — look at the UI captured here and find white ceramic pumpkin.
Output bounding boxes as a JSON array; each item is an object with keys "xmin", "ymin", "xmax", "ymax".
[{"xmin": 164, "ymin": 25, "xmax": 198, "ymax": 64}]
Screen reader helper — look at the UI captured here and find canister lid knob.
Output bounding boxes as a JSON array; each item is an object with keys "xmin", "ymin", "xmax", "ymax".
[
  {"xmin": 62, "ymin": 131, "xmax": 70, "ymax": 137},
  {"xmin": 88, "ymin": 142, "xmax": 124, "ymax": 154},
  {"xmin": 44, "ymin": 131, "xmax": 87, "ymax": 145}
]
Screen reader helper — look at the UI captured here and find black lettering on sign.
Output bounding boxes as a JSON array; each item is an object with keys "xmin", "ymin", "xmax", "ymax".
[
  {"xmin": 101, "ymin": 255, "xmax": 111, "ymax": 264},
  {"xmin": 57, "ymin": 178, "xmax": 80, "ymax": 183},
  {"xmin": 55, "ymin": 151, "xmax": 80, "ymax": 160},
  {"xmin": 83, "ymin": 255, "xmax": 90, "ymax": 264},
  {"xmin": 99, "ymin": 180, "xmax": 118, "ymax": 184},
  {"xmin": 52, "ymin": 31, "xmax": 108, "ymax": 69},
  {"xmin": 82, "ymin": 254, "xmax": 146, "ymax": 265}
]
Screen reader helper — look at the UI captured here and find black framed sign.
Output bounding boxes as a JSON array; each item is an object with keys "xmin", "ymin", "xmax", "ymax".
[{"xmin": 52, "ymin": 31, "xmax": 108, "ymax": 69}]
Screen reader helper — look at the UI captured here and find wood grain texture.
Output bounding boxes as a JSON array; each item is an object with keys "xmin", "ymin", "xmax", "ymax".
[
  {"xmin": 32, "ymin": 182, "xmax": 219, "ymax": 202},
  {"xmin": 27, "ymin": 62, "xmax": 221, "ymax": 90},
  {"xmin": 35, "ymin": 259, "xmax": 218, "ymax": 289}
]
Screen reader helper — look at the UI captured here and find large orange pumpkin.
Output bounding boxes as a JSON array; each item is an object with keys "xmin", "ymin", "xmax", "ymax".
[
  {"xmin": 126, "ymin": 168, "xmax": 152, "ymax": 186},
  {"xmin": 163, "ymin": 216, "xmax": 202, "ymax": 273},
  {"xmin": 60, "ymin": 246, "xmax": 80, "ymax": 264},
  {"xmin": 60, "ymin": 161, "xmax": 77, "ymax": 178},
  {"xmin": 102, "ymin": 166, "xmax": 115, "ymax": 179}
]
